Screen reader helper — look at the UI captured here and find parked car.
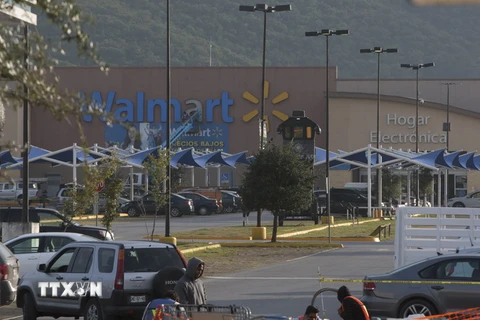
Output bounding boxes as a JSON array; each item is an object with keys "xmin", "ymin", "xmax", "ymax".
[
  {"xmin": 0, "ymin": 241, "xmax": 19, "ymax": 306},
  {"xmin": 315, "ymin": 188, "xmax": 383, "ymax": 216},
  {"xmin": 56, "ymin": 187, "xmax": 129, "ymax": 213},
  {"xmin": 447, "ymin": 191, "xmax": 480, "ymax": 208},
  {"xmin": 0, "ymin": 207, "xmax": 115, "ymax": 241},
  {"xmin": 118, "ymin": 193, "xmax": 195, "ymax": 217},
  {"xmin": 361, "ymin": 253, "xmax": 480, "ymax": 318},
  {"xmin": 16, "ymin": 240, "xmax": 187, "ymax": 319},
  {"xmin": 0, "ymin": 181, "xmax": 38, "ymax": 203},
  {"xmin": 5, "ymin": 232, "xmax": 99, "ymax": 277},
  {"xmin": 220, "ymin": 190, "xmax": 240, "ymax": 213},
  {"xmin": 177, "ymin": 192, "xmax": 220, "ymax": 215},
  {"xmin": 121, "ymin": 186, "xmax": 147, "ymax": 200},
  {"xmin": 179, "ymin": 188, "xmax": 224, "ymax": 211}
]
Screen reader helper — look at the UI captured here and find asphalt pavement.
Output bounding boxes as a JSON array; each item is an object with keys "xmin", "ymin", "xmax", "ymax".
[
  {"xmin": 2, "ymin": 212, "xmax": 395, "ymax": 319},
  {"xmin": 204, "ymin": 241, "xmax": 395, "ymax": 319}
]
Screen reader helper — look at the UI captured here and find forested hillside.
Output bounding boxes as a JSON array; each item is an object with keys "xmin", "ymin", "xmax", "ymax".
[{"xmin": 36, "ymin": 0, "xmax": 480, "ymax": 79}]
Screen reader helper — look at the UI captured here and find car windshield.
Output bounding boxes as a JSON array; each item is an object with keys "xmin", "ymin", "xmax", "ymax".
[{"xmin": 124, "ymin": 248, "xmax": 185, "ymax": 272}]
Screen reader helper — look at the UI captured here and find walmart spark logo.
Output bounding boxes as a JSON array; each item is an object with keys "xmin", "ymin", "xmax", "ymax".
[
  {"xmin": 242, "ymin": 81, "xmax": 289, "ymax": 132},
  {"xmin": 211, "ymin": 126, "xmax": 223, "ymax": 139}
]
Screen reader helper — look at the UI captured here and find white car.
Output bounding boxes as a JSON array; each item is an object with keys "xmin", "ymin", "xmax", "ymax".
[
  {"xmin": 4, "ymin": 232, "xmax": 98, "ymax": 277},
  {"xmin": 448, "ymin": 191, "xmax": 480, "ymax": 208}
]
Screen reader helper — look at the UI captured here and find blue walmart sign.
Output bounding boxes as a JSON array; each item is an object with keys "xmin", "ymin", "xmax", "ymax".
[{"xmin": 81, "ymin": 91, "xmax": 234, "ymax": 123}]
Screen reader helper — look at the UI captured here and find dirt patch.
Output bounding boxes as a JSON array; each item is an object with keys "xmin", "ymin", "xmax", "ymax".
[{"xmin": 183, "ymin": 246, "xmax": 337, "ymax": 276}]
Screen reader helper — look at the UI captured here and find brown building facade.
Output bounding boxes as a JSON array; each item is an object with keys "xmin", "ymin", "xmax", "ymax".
[{"xmin": 9, "ymin": 66, "xmax": 480, "ymax": 199}]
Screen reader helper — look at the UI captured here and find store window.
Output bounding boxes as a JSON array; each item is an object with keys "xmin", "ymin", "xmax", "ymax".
[{"xmin": 455, "ymin": 174, "xmax": 468, "ymax": 197}]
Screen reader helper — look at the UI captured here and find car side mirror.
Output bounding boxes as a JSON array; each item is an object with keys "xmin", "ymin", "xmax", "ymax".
[{"xmin": 38, "ymin": 264, "xmax": 47, "ymax": 272}]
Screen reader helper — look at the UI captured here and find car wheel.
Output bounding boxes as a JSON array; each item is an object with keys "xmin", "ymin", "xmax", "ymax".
[
  {"xmin": 23, "ymin": 292, "xmax": 38, "ymax": 320},
  {"xmin": 399, "ymin": 299, "xmax": 436, "ymax": 318},
  {"xmin": 453, "ymin": 202, "xmax": 465, "ymax": 207},
  {"xmin": 225, "ymin": 206, "xmax": 234, "ymax": 213},
  {"xmin": 197, "ymin": 206, "xmax": 208, "ymax": 216},
  {"xmin": 84, "ymin": 299, "xmax": 104, "ymax": 320},
  {"xmin": 170, "ymin": 207, "xmax": 182, "ymax": 218},
  {"xmin": 127, "ymin": 207, "xmax": 139, "ymax": 217}
]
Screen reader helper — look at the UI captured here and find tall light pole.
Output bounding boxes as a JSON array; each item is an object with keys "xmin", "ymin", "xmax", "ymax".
[
  {"xmin": 401, "ymin": 62, "xmax": 435, "ymax": 207},
  {"xmin": 239, "ymin": 4, "xmax": 292, "ymax": 151},
  {"xmin": 441, "ymin": 82, "xmax": 459, "ymax": 206},
  {"xmin": 305, "ymin": 29, "xmax": 349, "ymax": 243},
  {"xmin": 22, "ymin": 23, "xmax": 30, "ymax": 224},
  {"xmin": 165, "ymin": 0, "xmax": 172, "ymax": 237},
  {"xmin": 360, "ymin": 47, "xmax": 398, "ymax": 212}
]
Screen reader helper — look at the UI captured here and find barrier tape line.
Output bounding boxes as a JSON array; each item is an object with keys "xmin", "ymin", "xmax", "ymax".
[{"xmin": 319, "ymin": 277, "xmax": 480, "ymax": 285}]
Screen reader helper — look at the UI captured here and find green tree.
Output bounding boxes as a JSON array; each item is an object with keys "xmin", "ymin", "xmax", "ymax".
[
  {"xmin": 382, "ymin": 168, "xmax": 402, "ymax": 203},
  {"xmin": 1, "ymin": 0, "xmax": 109, "ymax": 145},
  {"xmin": 240, "ymin": 143, "xmax": 315, "ymax": 242},
  {"xmin": 144, "ymin": 152, "xmax": 169, "ymax": 240},
  {"xmin": 64, "ymin": 149, "xmax": 124, "ymax": 230},
  {"xmin": 419, "ymin": 168, "xmax": 434, "ymax": 198}
]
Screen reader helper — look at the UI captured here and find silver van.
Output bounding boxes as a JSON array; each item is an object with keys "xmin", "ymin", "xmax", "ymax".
[{"xmin": 16, "ymin": 240, "xmax": 187, "ymax": 320}]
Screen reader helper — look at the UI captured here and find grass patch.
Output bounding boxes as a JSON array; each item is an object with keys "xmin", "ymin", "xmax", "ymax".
[
  {"xmin": 171, "ymin": 218, "xmax": 385, "ymax": 239},
  {"xmin": 182, "ymin": 245, "xmax": 341, "ymax": 276},
  {"xmin": 290, "ymin": 220, "xmax": 395, "ymax": 240}
]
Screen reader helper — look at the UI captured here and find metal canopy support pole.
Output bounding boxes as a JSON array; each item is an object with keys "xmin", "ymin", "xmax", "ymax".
[
  {"xmin": 444, "ymin": 170, "xmax": 448, "ymax": 207},
  {"xmin": 431, "ymin": 176, "xmax": 435, "ymax": 206},
  {"xmin": 216, "ymin": 167, "xmax": 221, "ymax": 187},
  {"xmin": 72, "ymin": 143, "xmax": 77, "ymax": 185},
  {"xmin": 130, "ymin": 166, "xmax": 134, "ymax": 201},
  {"xmin": 407, "ymin": 171, "xmax": 411, "ymax": 206},
  {"xmin": 437, "ymin": 171, "xmax": 441, "ymax": 207},
  {"xmin": 191, "ymin": 167, "xmax": 195, "ymax": 187},
  {"xmin": 367, "ymin": 144, "xmax": 372, "ymax": 217},
  {"xmin": 204, "ymin": 168, "xmax": 208, "ymax": 187}
]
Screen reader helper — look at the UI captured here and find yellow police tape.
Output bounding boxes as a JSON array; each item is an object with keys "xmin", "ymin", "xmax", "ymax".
[{"xmin": 318, "ymin": 277, "xmax": 480, "ymax": 285}]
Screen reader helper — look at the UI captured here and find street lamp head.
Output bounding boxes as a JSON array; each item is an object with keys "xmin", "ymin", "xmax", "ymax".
[
  {"xmin": 360, "ymin": 48, "xmax": 373, "ymax": 53},
  {"xmin": 422, "ymin": 62, "xmax": 435, "ymax": 68},
  {"xmin": 320, "ymin": 29, "xmax": 332, "ymax": 36},
  {"xmin": 385, "ymin": 48, "xmax": 398, "ymax": 53},
  {"xmin": 239, "ymin": 5, "xmax": 256, "ymax": 11},
  {"xmin": 401, "ymin": 63, "xmax": 413, "ymax": 68},
  {"xmin": 305, "ymin": 31, "xmax": 319, "ymax": 37},
  {"xmin": 334, "ymin": 29, "xmax": 349, "ymax": 35},
  {"xmin": 255, "ymin": 4, "xmax": 269, "ymax": 11},
  {"xmin": 273, "ymin": 4, "xmax": 292, "ymax": 11}
]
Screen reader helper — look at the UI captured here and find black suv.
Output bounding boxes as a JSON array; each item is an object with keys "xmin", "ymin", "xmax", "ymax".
[
  {"xmin": 315, "ymin": 188, "xmax": 380, "ymax": 216},
  {"xmin": 118, "ymin": 193, "xmax": 195, "ymax": 217},
  {"xmin": 177, "ymin": 192, "xmax": 220, "ymax": 215},
  {"xmin": 0, "ymin": 207, "xmax": 114, "ymax": 240}
]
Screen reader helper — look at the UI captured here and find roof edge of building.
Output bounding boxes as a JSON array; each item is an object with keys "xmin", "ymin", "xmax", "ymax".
[{"xmin": 330, "ymin": 91, "xmax": 480, "ymax": 119}]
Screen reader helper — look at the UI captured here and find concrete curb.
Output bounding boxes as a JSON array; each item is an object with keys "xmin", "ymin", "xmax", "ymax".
[
  {"xmin": 277, "ymin": 219, "xmax": 381, "ymax": 238},
  {"xmin": 218, "ymin": 242, "xmax": 345, "ymax": 248},
  {"xmin": 73, "ymin": 213, "xmax": 128, "ymax": 220},
  {"xmin": 181, "ymin": 244, "xmax": 221, "ymax": 254}
]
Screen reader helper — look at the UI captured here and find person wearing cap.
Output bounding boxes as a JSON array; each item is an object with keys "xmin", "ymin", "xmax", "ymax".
[
  {"xmin": 295, "ymin": 305, "xmax": 321, "ymax": 320},
  {"xmin": 337, "ymin": 285, "xmax": 370, "ymax": 320}
]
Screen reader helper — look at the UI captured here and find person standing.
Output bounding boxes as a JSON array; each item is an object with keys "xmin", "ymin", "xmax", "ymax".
[
  {"xmin": 174, "ymin": 257, "xmax": 207, "ymax": 305},
  {"xmin": 337, "ymin": 286, "xmax": 370, "ymax": 320}
]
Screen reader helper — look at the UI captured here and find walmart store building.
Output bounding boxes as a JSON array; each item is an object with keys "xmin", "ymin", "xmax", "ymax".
[{"xmin": 6, "ymin": 66, "xmax": 480, "ymax": 200}]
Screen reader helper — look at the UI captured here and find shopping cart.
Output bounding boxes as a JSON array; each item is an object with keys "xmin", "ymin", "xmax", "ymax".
[{"xmin": 149, "ymin": 303, "xmax": 253, "ymax": 320}]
